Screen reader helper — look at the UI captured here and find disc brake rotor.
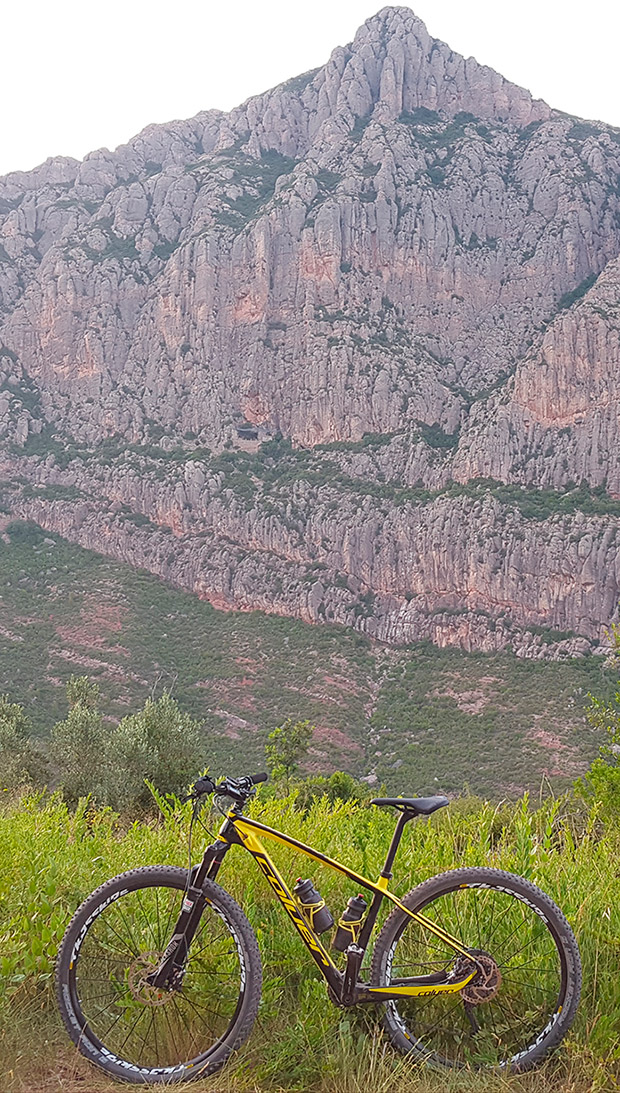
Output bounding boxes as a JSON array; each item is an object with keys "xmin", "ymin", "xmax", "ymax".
[
  {"xmin": 454, "ymin": 950, "xmax": 502, "ymax": 1005},
  {"xmin": 128, "ymin": 951, "xmax": 173, "ymax": 1007}
]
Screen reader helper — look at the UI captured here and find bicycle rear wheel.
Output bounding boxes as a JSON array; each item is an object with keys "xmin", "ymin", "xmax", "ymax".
[
  {"xmin": 56, "ymin": 866, "xmax": 262, "ymax": 1084},
  {"xmin": 370, "ymin": 867, "xmax": 581, "ymax": 1071}
]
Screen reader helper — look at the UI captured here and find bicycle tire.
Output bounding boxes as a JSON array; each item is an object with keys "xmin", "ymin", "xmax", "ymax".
[
  {"xmin": 56, "ymin": 866, "xmax": 262, "ymax": 1084},
  {"xmin": 370, "ymin": 867, "xmax": 581, "ymax": 1071}
]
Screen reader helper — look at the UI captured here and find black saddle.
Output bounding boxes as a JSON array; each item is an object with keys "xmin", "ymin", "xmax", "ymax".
[{"xmin": 370, "ymin": 795, "xmax": 449, "ymax": 816}]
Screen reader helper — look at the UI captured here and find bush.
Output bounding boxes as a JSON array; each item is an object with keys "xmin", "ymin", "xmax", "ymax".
[
  {"xmin": 266, "ymin": 718, "xmax": 314, "ymax": 794},
  {"xmin": 578, "ymin": 625, "xmax": 620, "ymax": 817},
  {"xmin": 293, "ymin": 771, "xmax": 369, "ymax": 812},
  {"xmin": 48, "ymin": 677, "xmax": 203, "ymax": 811},
  {"xmin": 104, "ymin": 693, "xmax": 203, "ymax": 811},
  {"xmin": 0, "ymin": 695, "xmax": 46, "ymax": 791},
  {"xmin": 50, "ymin": 677, "xmax": 108, "ymax": 805}
]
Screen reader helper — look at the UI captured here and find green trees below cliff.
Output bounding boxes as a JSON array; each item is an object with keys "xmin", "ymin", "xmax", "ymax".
[{"xmin": 1, "ymin": 676, "xmax": 203, "ymax": 812}]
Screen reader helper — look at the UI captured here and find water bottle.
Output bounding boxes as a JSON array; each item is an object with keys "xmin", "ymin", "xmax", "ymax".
[
  {"xmin": 332, "ymin": 894, "xmax": 367, "ymax": 951},
  {"xmin": 293, "ymin": 878, "xmax": 334, "ymax": 934}
]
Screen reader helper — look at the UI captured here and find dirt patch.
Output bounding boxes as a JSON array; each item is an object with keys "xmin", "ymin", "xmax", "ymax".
[
  {"xmin": 311, "ymin": 723, "xmax": 363, "ymax": 755},
  {"xmin": 234, "ymin": 656, "xmax": 260, "ymax": 670},
  {"xmin": 432, "ymin": 686, "xmax": 496, "ymax": 714},
  {"xmin": 285, "ymin": 682, "xmax": 349, "ymax": 708},
  {"xmin": 527, "ymin": 725, "xmax": 584, "ymax": 777},
  {"xmin": 320, "ymin": 671, "xmax": 365, "ymax": 697},
  {"xmin": 209, "ymin": 678, "xmax": 257, "ymax": 712},
  {"xmin": 50, "ymin": 648, "xmax": 147, "ymax": 685},
  {"xmin": 54, "ymin": 598, "xmax": 128, "ymax": 652},
  {"xmin": 214, "ymin": 708, "xmax": 259, "ymax": 739}
]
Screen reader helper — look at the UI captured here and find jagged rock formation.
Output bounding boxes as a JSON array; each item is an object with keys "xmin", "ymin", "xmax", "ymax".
[{"xmin": 1, "ymin": 5, "xmax": 620, "ymax": 656}]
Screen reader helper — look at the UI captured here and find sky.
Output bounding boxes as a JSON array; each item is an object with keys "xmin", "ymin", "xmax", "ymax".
[{"xmin": 2, "ymin": 0, "xmax": 619, "ymax": 177}]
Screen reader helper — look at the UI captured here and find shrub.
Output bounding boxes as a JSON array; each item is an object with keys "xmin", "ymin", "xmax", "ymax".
[
  {"xmin": 104, "ymin": 693, "xmax": 203, "ymax": 811},
  {"xmin": 293, "ymin": 771, "xmax": 369, "ymax": 812},
  {"xmin": 578, "ymin": 625, "xmax": 620, "ymax": 817},
  {"xmin": 266, "ymin": 718, "xmax": 314, "ymax": 794},
  {"xmin": 0, "ymin": 696, "xmax": 46, "ymax": 791},
  {"xmin": 50, "ymin": 678, "xmax": 108, "ymax": 805}
]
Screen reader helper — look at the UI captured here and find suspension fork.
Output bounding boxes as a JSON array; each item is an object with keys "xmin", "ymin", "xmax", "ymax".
[{"xmin": 146, "ymin": 838, "xmax": 231, "ymax": 989}]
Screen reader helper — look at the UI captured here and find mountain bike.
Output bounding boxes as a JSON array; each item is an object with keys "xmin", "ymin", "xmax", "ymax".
[{"xmin": 56, "ymin": 773, "xmax": 582, "ymax": 1084}]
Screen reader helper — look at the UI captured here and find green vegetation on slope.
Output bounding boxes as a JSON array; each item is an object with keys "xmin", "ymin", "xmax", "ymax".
[{"xmin": 0, "ymin": 520, "xmax": 614, "ymax": 798}]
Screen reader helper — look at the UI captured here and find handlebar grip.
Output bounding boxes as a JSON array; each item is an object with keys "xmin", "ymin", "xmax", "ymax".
[
  {"xmin": 193, "ymin": 775, "xmax": 216, "ymax": 795},
  {"xmin": 249, "ymin": 772, "xmax": 268, "ymax": 785}
]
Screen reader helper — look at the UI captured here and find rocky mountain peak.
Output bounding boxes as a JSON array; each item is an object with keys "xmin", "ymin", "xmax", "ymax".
[
  {"xmin": 320, "ymin": 4, "xmax": 551, "ymax": 129},
  {"xmin": 1, "ymin": 7, "xmax": 619, "ymax": 658}
]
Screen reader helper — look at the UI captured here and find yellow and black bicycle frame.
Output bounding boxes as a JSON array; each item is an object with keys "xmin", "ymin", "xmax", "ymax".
[{"xmin": 194, "ymin": 807, "xmax": 478, "ymax": 1007}]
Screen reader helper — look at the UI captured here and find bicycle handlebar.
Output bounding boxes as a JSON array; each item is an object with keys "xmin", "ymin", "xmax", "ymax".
[{"xmin": 191, "ymin": 772, "xmax": 268, "ymax": 801}]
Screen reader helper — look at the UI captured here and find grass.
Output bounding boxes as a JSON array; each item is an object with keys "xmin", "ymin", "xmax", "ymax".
[
  {"xmin": 1, "ymin": 790, "xmax": 619, "ymax": 1090},
  {"xmin": 0, "ymin": 522, "xmax": 613, "ymax": 798}
]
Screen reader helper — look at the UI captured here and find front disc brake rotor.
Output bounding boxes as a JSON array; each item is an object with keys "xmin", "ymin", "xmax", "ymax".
[{"xmin": 128, "ymin": 951, "xmax": 173, "ymax": 1007}]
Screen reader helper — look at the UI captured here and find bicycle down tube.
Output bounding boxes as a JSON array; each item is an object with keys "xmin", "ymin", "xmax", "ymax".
[{"xmin": 213, "ymin": 810, "xmax": 477, "ymax": 1004}]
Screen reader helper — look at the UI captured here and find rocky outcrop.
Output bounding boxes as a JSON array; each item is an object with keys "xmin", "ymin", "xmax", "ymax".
[
  {"xmin": 1, "ymin": 6, "xmax": 620, "ymax": 654},
  {"xmin": 453, "ymin": 257, "xmax": 620, "ymax": 492}
]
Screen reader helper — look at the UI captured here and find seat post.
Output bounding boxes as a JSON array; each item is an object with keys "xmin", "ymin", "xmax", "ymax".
[
  {"xmin": 380, "ymin": 809, "xmax": 413, "ymax": 882},
  {"xmin": 356, "ymin": 808, "xmax": 415, "ymax": 958}
]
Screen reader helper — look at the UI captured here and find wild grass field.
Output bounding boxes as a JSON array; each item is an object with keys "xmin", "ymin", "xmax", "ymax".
[
  {"xmin": 0, "ymin": 787, "xmax": 618, "ymax": 1092},
  {"xmin": 0, "ymin": 520, "xmax": 614, "ymax": 798}
]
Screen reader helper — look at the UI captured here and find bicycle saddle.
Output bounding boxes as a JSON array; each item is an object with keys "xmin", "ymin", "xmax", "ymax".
[{"xmin": 370, "ymin": 795, "xmax": 449, "ymax": 815}]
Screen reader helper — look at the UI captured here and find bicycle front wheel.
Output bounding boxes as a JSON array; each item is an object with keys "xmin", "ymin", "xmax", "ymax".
[
  {"xmin": 56, "ymin": 866, "xmax": 262, "ymax": 1084},
  {"xmin": 370, "ymin": 867, "xmax": 581, "ymax": 1071}
]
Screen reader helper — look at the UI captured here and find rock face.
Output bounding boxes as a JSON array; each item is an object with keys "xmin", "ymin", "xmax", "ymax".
[{"xmin": 1, "ymin": 5, "xmax": 620, "ymax": 655}]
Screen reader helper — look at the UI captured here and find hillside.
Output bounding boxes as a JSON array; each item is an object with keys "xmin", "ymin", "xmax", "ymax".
[
  {"xmin": 1, "ymin": 6, "xmax": 620, "ymax": 655},
  {"xmin": 0, "ymin": 521, "xmax": 612, "ymax": 796}
]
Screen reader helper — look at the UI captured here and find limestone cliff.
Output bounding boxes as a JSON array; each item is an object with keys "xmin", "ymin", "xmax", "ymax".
[{"xmin": 1, "ymin": 6, "xmax": 620, "ymax": 655}]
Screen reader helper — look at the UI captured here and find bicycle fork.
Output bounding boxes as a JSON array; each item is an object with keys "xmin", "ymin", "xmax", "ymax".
[{"xmin": 146, "ymin": 839, "xmax": 230, "ymax": 991}]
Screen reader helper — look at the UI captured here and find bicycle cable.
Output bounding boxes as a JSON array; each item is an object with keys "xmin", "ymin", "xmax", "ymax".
[{"xmin": 183, "ymin": 794, "xmax": 218, "ymax": 900}]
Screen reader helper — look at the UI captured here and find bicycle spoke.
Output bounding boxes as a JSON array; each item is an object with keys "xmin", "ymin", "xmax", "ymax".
[
  {"xmin": 115, "ymin": 1004, "xmax": 151, "ymax": 1058},
  {"xmin": 451, "ymin": 890, "xmax": 464, "ymax": 944},
  {"xmin": 134, "ymin": 889, "xmax": 158, "ymax": 950},
  {"xmin": 91, "ymin": 1004, "xmax": 129, "ymax": 1046},
  {"xmin": 493, "ymin": 926, "xmax": 551, "ymax": 964},
  {"xmin": 501, "ymin": 975, "xmax": 559, "ymax": 999}
]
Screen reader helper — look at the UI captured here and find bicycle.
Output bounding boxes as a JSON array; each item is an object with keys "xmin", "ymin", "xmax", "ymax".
[{"xmin": 56, "ymin": 773, "xmax": 582, "ymax": 1084}]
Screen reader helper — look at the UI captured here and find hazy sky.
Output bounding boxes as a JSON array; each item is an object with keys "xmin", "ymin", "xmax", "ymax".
[{"xmin": 2, "ymin": 0, "xmax": 619, "ymax": 177}]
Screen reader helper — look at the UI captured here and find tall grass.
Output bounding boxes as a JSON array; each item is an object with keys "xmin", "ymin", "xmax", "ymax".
[{"xmin": 1, "ymin": 790, "xmax": 619, "ymax": 1091}]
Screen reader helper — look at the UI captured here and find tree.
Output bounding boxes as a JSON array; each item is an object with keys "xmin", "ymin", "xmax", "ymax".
[
  {"xmin": 293, "ymin": 771, "xmax": 369, "ymax": 812},
  {"xmin": 104, "ymin": 693, "xmax": 203, "ymax": 811},
  {"xmin": 0, "ymin": 694, "xmax": 46, "ymax": 791},
  {"xmin": 66, "ymin": 675, "xmax": 100, "ymax": 710},
  {"xmin": 265, "ymin": 718, "xmax": 314, "ymax": 794},
  {"xmin": 581, "ymin": 624, "xmax": 620, "ymax": 816},
  {"xmin": 51, "ymin": 676, "xmax": 108, "ymax": 804}
]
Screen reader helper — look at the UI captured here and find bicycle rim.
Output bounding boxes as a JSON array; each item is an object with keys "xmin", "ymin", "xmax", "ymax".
[
  {"xmin": 382, "ymin": 878, "xmax": 569, "ymax": 1068},
  {"xmin": 66, "ymin": 878, "xmax": 247, "ymax": 1074}
]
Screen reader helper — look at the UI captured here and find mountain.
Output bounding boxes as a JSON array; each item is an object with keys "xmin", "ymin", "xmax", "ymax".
[{"xmin": 1, "ymin": 5, "xmax": 620, "ymax": 657}]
